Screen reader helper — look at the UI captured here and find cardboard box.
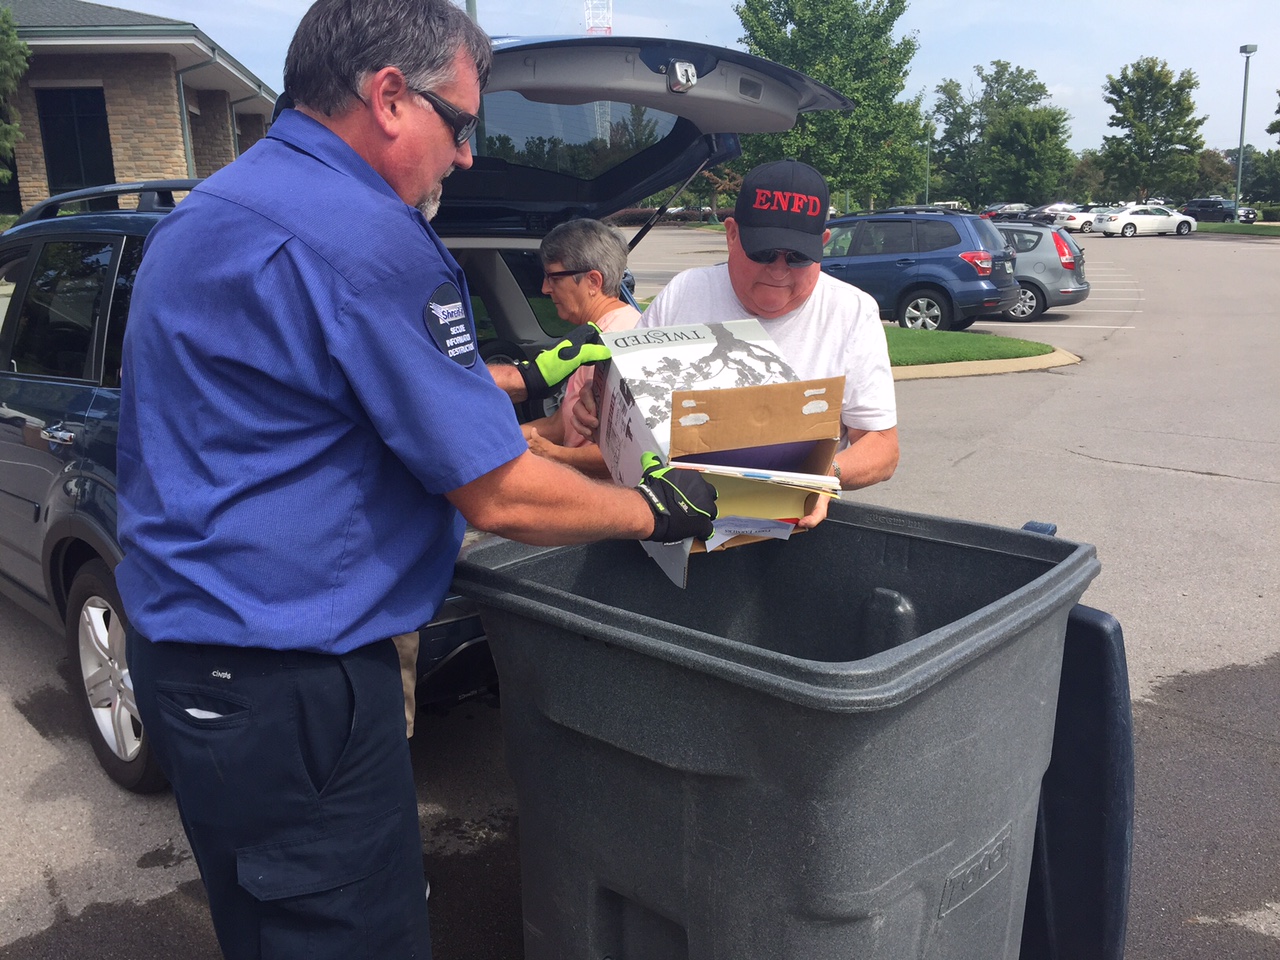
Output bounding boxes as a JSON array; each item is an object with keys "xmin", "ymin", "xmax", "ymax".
[{"xmin": 592, "ymin": 319, "xmax": 843, "ymax": 586}]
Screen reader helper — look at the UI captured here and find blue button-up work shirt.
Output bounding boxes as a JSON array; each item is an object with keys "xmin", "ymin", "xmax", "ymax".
[{"xmin": 116, "ymin": 110, "xmax": 527, "ymax": 653}]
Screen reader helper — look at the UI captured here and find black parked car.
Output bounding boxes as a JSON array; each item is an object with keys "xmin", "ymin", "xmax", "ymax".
[
  {"xmin": 1180, "ymin": 198, "xmax": 1248, "ymax": 223},
  {"xmin": 0, "ymin": 36, "xmax": 851, "ymax": 793}
]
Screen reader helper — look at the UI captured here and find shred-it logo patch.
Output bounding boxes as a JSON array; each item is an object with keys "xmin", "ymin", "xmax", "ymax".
[{"xmin": 424, "ymin": 281, "xmax": 476, "ymax": 367}]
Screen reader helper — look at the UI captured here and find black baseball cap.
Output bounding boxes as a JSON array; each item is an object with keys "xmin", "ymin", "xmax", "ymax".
[{"xmin": 733, "ymin": 160, "xmax": 829, "ymax": 262}]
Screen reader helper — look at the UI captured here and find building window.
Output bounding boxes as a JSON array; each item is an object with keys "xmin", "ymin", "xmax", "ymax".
[{"xmin": 35, "ymin": 88, "xmax": 117, "ymax": 204}]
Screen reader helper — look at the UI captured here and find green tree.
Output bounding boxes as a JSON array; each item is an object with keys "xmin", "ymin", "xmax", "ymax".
[
  {"xmin": 1061, "ymin": 149, "xmax": 1113, "ymax": 203},
  {"xmin": 1188, "ymin": 148, "xmax": 1234, "ymax": 200},
  {"xmin": 932, "ymin": 61, "xmax": 1072, "ymax": 208},
  {"xmin": 932, "ymin": 77, "xmax": 983, "ymax": 207},
  {"xmin": 733, "ymin": 0, "xmax": 920, "ymax": 209},
  {"xmin": 1222, "ymin": 144, "xmax": 1266, "ymax": 201},
  {"xmin": 0, "ymin": 9, "xmax": 29, "ymax": 183},
  {"xmin": 1246, "ymin": 148, "xmax": 1280, "ymax": 202},
  {"xmin": 1100, "ymin": 57, "xmax": 1205, "ymax": 202},
  {"xmin": 984, "ymin": 104, "xmax": 1075, "ymax": 202},
  {"xmin": 1267, "ymin": 89, "xmax": 1280, "ymax": 142}
]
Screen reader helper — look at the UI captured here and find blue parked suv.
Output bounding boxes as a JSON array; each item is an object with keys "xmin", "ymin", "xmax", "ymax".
[{"xmin": 821, "ymin": 207, "xmax": 1019, "ymax": 330}]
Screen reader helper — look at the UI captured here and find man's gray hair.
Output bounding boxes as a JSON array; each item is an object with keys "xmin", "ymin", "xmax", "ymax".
[
  {"xmin": 285, "ymin": 0, "xmax": 492, "ymax": 116},
  {"xmin": 540, "ymin": 220, "xmax": 631, "ymax": 297}
]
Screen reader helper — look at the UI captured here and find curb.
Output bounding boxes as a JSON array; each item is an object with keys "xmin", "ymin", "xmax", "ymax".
[{"xmin": 892, "ymin": 346, "xmax": 1081, "ymax": 381}]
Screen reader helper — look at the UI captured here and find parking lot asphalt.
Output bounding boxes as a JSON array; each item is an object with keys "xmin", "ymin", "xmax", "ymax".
[{"xmin": 0, "ymin": 227, "xmax": 1276, "ymax": 960}]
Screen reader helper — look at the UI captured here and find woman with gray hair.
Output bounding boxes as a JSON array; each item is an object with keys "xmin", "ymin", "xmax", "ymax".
[{"xmin": 524, "ymin": 218, "xmax": 640, "ymax": 477}]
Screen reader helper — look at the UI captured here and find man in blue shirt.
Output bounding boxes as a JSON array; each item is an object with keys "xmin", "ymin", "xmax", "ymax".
[{"xmin": 117, "ymin": 2, "xmax": 715, "ymax": 958}]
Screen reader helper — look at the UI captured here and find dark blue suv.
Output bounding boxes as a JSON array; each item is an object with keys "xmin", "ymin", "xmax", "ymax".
[
  {"xmin": 821, "ymin": 208, "xmax": 1018, "ymax": 331},
  {"xmin": 0, "ymin": 36, "xmax": 851, "ymax": 794}
]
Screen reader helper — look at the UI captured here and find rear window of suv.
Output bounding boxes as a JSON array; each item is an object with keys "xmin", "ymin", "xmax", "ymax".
[
  {"xmin": 972, "ymin": 217, "xmax": 1008, "ymax": 251},
  {"xmin": 916, "ymin": 220, "xmax": 961, "ymax": 252},
  {"xmin": 477, "ymin": 94, "xmax": 678, "ymax": 179}
]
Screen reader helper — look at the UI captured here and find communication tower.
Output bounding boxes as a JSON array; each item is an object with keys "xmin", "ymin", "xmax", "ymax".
[{"xmin": 584, "ymin": 0, "xmax": 612, "ymax": 34}]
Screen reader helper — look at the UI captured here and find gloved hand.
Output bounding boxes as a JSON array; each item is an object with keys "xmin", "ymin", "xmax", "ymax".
[
  {"xmin": 516, "ymin": 323, "xmax": 611, "ymax": 401},
  {"xmin": 635, "ymin": 451, "xmax": 717, "ymax": 543}
]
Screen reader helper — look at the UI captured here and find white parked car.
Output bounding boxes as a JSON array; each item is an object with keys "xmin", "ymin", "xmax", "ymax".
[
  {"xmin": 1095, "ymin": 205, "xmax": 1196, "ymax": 237},
  {"xmin": 1055, "ymin": 204, "xmax": 1104, "ymax": 233}
]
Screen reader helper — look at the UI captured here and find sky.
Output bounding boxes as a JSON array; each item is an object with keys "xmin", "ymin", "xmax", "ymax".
[{"xmin": 111, "ymin": 0, "xmax": 1280, "ymax": 155}]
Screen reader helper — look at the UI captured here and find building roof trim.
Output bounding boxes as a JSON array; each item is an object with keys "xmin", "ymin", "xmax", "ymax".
[{"xmin": 20, "ymin": 25, "xmax": 277, "ymax": 114}]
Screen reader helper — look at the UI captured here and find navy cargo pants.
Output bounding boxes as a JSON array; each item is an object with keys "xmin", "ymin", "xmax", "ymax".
[{"xmin": 127, "ymin": 629, "xmax": 431, "ymax": 960}]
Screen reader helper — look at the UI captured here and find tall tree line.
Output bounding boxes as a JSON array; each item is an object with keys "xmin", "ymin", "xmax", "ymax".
[{"xmin": 727, "ymin": 0, "xmax": 1280, "ymax": 210}]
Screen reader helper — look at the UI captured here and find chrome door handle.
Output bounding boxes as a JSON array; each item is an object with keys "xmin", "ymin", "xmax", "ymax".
[{"xmin": 40, "ymin": 427, "xmax": 76, "ymax": 445}]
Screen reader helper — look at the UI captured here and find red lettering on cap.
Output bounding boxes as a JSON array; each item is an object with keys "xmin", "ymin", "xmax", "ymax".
[{"xmin": 751, "ymin": 188, "xmax": 823, "ymax": 217}]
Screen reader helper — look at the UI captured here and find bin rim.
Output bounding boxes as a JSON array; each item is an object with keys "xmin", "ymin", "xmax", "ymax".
[{"xmin": 452, "ymin": 502, "xmax": 1101, "ymax": 712}]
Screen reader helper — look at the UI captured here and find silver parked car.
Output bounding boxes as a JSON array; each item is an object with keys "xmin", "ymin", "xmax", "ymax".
[{"xmin": 993, "ymin": 222, "xmax": 1090, "ymax": 320}]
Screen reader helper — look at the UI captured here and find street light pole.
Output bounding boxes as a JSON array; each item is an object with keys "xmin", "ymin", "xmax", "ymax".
[{"xmin": 1235, "ymin": 44, "xmax": 1257, "ymax": 212}]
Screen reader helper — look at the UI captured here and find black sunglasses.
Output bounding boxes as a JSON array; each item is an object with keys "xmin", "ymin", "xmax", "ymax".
[
  {"xmin": 410, "ymin": 87, "xmax": 480, "ymax": 147},
  {"xmin": 543, "ymin": 269, "xmax": 590, "ymax": 283},
  {"xmin": 746, "ymin": 248, "xmax": 815, "ymax": 267}
]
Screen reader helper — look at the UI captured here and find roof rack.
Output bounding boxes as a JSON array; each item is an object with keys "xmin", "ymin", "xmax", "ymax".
[
  {"xmin": 879, "ymin": 206, "xmax": 969, "ymax": 216},
  {"xmin": 13, "ymin": 179, "xmax": 203, "ymax": 227}
]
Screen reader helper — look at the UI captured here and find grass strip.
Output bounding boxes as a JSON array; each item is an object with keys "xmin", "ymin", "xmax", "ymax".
[
  {"xmin": 885, "ymin": 326, "xmax": 1055, "ymax": 366},
  {"xmin": 1192, "ymin": 221, "xmax": 1280, "ymax": 236}
]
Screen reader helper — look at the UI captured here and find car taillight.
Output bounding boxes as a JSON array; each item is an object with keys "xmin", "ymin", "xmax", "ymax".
[
  {"xmin": 959, "ymin": 250, "xmax": 993, "ymax": 276},
  {"xmin": 1052, "ymin": 231, "xmax": 1075, "ymax": 269}
]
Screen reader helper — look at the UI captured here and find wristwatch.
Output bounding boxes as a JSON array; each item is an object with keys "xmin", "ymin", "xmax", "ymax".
[{"xmin": 831, "ymin": 460, "xmax": 842, "ymax": 484}]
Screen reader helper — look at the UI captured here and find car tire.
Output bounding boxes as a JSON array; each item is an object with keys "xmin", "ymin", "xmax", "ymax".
[
  {"xmin": 66, "ymin": 559, "xmax": 168, "ymax": 794},
  {"xmin": 1005, "ymin": 282, "xmax": 1045, "ymax": 320},
  {"xmin": 1081, "ymin": 221, "xmax": 1093, "ymax": 233},
  {"xmin": 1121, "ymin": 223, "xmax": 1137, "ymax": 237},
  {"xmin": 1176, "ymin": 221, "xmax": 1191, "ymax": 236},
  {"xmin": 896, "ymin": 290, "xmax": 953, "ymax": 331}
]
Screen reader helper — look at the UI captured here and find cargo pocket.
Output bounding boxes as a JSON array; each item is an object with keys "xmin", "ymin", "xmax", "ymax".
[{"xmin": 237, "ymin": 805, "xmax": 414, "ymax": 959}]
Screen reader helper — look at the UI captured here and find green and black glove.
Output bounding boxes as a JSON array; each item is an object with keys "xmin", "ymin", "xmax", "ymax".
[
  {"xmin": 636, "ymin": 451, "xmax": 717, "ymax": 543},
  {"xmin": 516, "ymin": 322, "xmax": 612, "ymax": 402}
]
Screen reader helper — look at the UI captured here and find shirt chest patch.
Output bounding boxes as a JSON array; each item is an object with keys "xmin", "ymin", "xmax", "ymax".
[{"xmin": 424, "ymin": 282, "xmax": 477, "ymax": 367}]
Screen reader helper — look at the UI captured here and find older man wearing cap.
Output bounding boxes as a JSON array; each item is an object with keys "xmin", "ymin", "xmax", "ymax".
[{"xmin": 575, "ymin": 159, "xmax": 898, "ymax": 491}]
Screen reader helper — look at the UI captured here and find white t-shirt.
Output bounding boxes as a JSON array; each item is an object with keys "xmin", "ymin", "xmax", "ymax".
[{"xmin": 638, "ymin": 264, "xmax": 896, "ymax": 438}]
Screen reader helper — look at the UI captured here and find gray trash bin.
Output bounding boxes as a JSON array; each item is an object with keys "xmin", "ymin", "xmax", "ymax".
[{"xmin": 452, "ymin": 500, "xmax": 1100, "ymax": 960}]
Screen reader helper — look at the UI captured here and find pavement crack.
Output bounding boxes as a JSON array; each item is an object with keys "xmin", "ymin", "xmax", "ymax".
[{"xmin": 1067, "ymin": 448, "xmax": 1278, "ymax": 484}]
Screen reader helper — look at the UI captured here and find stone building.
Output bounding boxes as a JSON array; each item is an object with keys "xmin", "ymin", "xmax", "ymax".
[{"xmin": 3, "ymin": 0, "xmax": 276, "ymax": 212}]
